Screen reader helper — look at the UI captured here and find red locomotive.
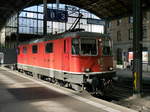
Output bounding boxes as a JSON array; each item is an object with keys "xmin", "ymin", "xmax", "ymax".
[{"xmin": 17, "ymin": 31, "xmax": 116, "ymax": 94}]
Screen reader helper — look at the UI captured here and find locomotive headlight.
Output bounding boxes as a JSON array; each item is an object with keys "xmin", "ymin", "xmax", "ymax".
[
  {"xmin": 108, "ymin": 67, "xmax": 113, "ymax": 71},
  {"xmin": 84, "ymin": 68, "xmax": 91, "ymax": 73}
]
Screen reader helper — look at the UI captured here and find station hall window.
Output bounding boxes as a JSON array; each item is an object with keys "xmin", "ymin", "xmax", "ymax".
[
  {"xmin": 45, "ymin": 43, "xmax": 53, "ymax": 53},
  {"xmin": 117, "ymin": 31, "xmax": 121, "ymax": 41},
  {"xmin": 143, "ymin": 25, "xmax": 147, "ymax": 38},
  {"xmin": 128, "ymin": 28, "xmax": 133, "ymax": 40},
  {"xmin": 117, "ymin": 48, "xmax": 123, "ymax": 65},
  {"xmin": 128, "ymin": 16, "xmax": 133, "ymax": 24},
  {"xmin": 23, "ymin": 46, "xmax": 27, "ymax": 54},
  {"xmin": 117, "ymin": 19, "xmax": 122, "ymax": 26},
  {"xmin": 32, "ymin": 45, "xmax": 38, "ymax": 53}
]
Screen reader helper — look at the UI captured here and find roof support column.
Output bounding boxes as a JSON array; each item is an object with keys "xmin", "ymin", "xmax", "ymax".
[
  {"xmin": 56, "ymin": 0, "xmax": 60, "ymax": 9},
  {"xmin": 16, "ymin": 12, "xmax": 20, "ymax": 46},
  {"xmin": 133, "ymin": 0, "xmax": 143, "ymax": 97},
  {"xmin": 104, "ymin": 20, "xmax": 108, "ymax": 34},
  {"xmin": 43, "ymin": 0, "xmax": 47, "ymax": 35}
]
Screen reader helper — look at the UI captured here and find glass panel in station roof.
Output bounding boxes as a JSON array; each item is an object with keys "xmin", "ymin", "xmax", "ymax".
[
  {"xmin": 7, "ymin": 3, "xmax": 104, "ymax": 35},
  {"xmin": 24, "ymin": 6, "xmax": 38, "ymax": 12},
  {"xmin": 38, "ymin": 14, "xmax": 43, "ymax": 19},
  {"xmin": 37, "ymin": 5, "xmax": 43, "ymax": 12}
]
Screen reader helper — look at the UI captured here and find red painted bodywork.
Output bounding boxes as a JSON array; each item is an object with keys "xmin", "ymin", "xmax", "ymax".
[{"xmin": 18, "ymin": 35, "xmax": 113, "ymax": 73}]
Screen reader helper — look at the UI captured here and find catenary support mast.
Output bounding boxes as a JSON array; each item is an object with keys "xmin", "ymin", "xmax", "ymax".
[{"xmin": 133, "ymin": 0, "xmax": 143, "ymax": 97}]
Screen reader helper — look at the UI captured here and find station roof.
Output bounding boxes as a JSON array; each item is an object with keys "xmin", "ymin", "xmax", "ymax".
[{"xmin": 0, "ymin": 0, "xmax": 149, "ymax": 28}]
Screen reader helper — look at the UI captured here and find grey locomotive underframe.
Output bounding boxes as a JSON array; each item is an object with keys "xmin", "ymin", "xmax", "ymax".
[{"xmin": 17, "ymin": 63, "xmax": 116, "ymax": 85}]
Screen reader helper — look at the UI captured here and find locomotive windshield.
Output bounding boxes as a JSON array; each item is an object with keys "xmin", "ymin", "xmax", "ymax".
[
  {"xmin": 72, "ymin": 38, "xmax": 97, "ymax": 56},
  {"xmin": 80, "ymin": 39, "xmax": 97, "ymax": 56},
  {"xmin": 102, "ymin": 39, "xmax": 112, "ymax": 56}
]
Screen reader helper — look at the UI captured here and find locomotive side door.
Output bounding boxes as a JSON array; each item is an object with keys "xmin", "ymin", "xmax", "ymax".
[{"xmin": 63, "ymin": 39, "xmax": 70, "ymax": 71}]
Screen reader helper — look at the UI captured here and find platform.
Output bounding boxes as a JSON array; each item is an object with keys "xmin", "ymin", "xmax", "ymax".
[{"xmin": 0, "ymin": 67, "xmax": 137, "ymax": 112}]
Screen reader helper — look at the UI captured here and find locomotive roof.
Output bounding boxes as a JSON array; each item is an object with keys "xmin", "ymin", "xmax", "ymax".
[{"xmin": 19, "ymin": 31, "xmax": 109, "ymax": 45}]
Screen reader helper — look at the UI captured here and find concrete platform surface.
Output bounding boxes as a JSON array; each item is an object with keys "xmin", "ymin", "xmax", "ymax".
[{"xmin": 0, "ymin": 67, "xmax": 137, "ymax": 112}]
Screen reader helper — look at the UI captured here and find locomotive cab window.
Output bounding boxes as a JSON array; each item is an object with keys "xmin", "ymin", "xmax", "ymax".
[
  {"xmin": 80, "ymin": 39, "xmax": 97, "ymax": 56},
  {"xmin": 45, "ymin": 43, "xmax": 53, "ymax": 53},
  {"xmin": 102, "ymin": 39, "xmax": 112, "ymax": 56},
  {"xmin": 32, "ymin": 45, "xmax": 38, "ymax": 54},
  {"xmin": 23, "ymin": 46, "xmax": 27, "ymax": 54},
  {"xmin": 72, "ymin": 38, "xmax": 79, "ymax": 55}
]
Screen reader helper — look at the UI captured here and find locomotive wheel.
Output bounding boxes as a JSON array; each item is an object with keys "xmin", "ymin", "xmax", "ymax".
[
  {"xmin": 71, "ymin": 83, "xmax": 83, "ymax": 92},
  {"xmin": 58, "ymin": 80, "xmax": 66, "ymax": 87}
]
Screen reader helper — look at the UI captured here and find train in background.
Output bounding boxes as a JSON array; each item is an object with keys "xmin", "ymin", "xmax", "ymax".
[{"xmin": 17, "ymin": 31, "xmax": 116, "ymax": 95}]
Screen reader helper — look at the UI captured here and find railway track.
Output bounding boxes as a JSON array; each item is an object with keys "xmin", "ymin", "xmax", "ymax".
[{"xmin": 102, "ymin": 76, "xmax": 150, "ymax": 101}]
